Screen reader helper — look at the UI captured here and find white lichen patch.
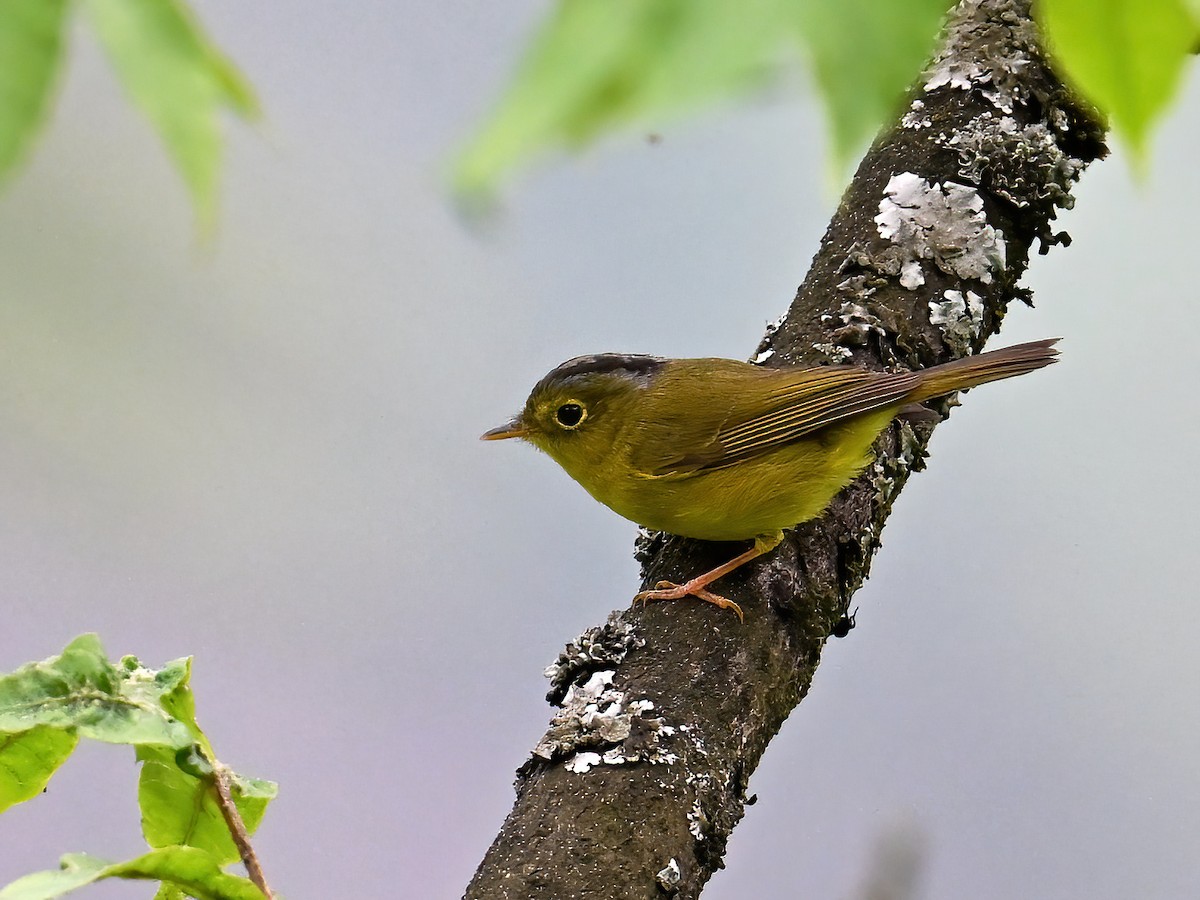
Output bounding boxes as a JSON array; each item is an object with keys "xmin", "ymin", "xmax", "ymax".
[
  {"xmin": 833, "ymin": 273, "xmax": 877, "ymax": 304},
  {"xmin": 871, "ymin": 458, "xmax": 896, "ymax": 507},
  {"xmin": 543, "ymin": 614, "xmax": 643, "ymax": 704},
  {"xmin": 899, "ymin": 260, "xmax": 925, "ymax": 290},
  {"xmin": 897, "ymin": 419, "xmax": 924, "ymax": 468},
  {"xmin": 688, "ymin": 798, "xmax": 707, "ymax": 840},
  {"xmin": 902, "ymin": 98, "xmax": 932, "ymax": 130},
  {"xmin": 874, "ymin": 172, "xmax": 1006, "ymax": 287},
  {"xmin": 565, "ymin": 752, "xmax": 602, "ymax": 774},
  {"xmin": 633, "ymin": 526, "xmax": 667, "ymax": 574},
  {"xmin": 534, "ymin": 670, "xmax": 678, "ymax": 772},
  {"xmin": 930, "ymin": 289, "xmax": 985, "ymax": 354},
  {"xmin": 656, "ymin": 858, "xmax": 682, "ymax": 893},
  {"xmin": 750, "ymin": 313, "xmax": 787, "ymax": 366},
  {"xmin": 871, "ymin": 420, "xmax": 926, "ymax": 507},
  {"xmin": 949, "ymin": 113, "xmax": 1084, "ymax": 210},
  {"xmin": 824, "ymin": 299, "xmax": 887, "ymax": 347},
  {"xmin": 812, "ymin": 341, "xmax": 854, "ymax": 362},
  {"xmin": 924, "ymin": 57, "xmax": 992, "ymax": 98},
  {"xmin": 922, "ymin": 0, "xmax": 1037, "ymax": 114}
]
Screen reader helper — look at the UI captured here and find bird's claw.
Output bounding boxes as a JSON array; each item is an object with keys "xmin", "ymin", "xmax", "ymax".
[{"xmin": 632, "ymin": 580, "xmax": 744, "ymax": 623}]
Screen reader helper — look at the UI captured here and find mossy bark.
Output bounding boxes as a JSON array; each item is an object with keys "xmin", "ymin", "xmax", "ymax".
[{"xmin": 466, "ymin": 1, "xmax": 1106, "ymax": 897}]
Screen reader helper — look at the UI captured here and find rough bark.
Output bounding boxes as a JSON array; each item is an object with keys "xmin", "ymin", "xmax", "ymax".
[{"xmin": 466, "ymin": 1, "xmax": 1106, "ymax": 897}]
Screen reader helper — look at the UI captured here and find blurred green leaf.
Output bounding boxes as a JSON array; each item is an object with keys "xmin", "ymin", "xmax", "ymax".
[
  {"xmin": 0, "ymin": 726, "xmax": 79, "ymax": 814},
  {"xmin": 456, "ymin": 0, "xmax": 791, "ymax": 195},
  {"xmin": 1039, "ymin": 0, "xmax": 1196, "ymax": 159},
  {"xmin": 0, "ymin": 853, "xmax": 108, "ymax": 900},
  {"xmin": 455, "ymin": 0, "xmax": 955, "ymax": 195},
  {"xmin": 0, "ymin": 635, "xmax": 192, "ymax": 750},
  {"xmin": 0, "ymin": 0, "xmax": 69, "ymax": 184},
  {"xmin": 84, "ymin": 0, "xmax": 258, "ymax": 227},
  {"xmin": 0, "ymin": 848, "xmax": 264, "ymax": 900},
  {"xmin": 789, "ymin": 0, "xmax": 951, "ymax": 165}
]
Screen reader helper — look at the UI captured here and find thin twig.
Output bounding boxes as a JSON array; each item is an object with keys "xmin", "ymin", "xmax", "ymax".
[{"xmin": 211, "ymin": 762, "xmax": 275, "ymax": 899}]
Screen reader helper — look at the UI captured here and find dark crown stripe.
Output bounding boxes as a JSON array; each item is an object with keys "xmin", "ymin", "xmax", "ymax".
[{"xmin": 534, "ymin": 353, "xmax": 665, "ymax": 393}]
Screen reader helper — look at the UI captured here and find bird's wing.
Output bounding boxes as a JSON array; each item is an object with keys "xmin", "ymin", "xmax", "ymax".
[{"xmin": 646, "ymin": 366, "xmax": 921, "ymax": 476}]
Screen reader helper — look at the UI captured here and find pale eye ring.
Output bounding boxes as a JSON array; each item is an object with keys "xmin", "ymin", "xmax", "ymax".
[{"xmin": 554, "ymin": 401, "xmax": 587, "ymax": 429}]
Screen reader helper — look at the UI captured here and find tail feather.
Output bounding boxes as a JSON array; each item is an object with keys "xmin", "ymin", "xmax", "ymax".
[{"xmin": 910, "ymin": 338, "xmax": 1060, "ymax": 403}]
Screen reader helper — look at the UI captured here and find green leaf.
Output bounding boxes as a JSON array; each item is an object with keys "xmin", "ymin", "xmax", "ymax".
[
  {"xmin": 0, "ymin": 635, "xmax": 193, "ymax": 750},
  {"xmin": 0, "ymin": 726, "xmax": 79, "ymax": 813},
  {"xmin": 83, "ymin": 0, "xmax": 258, "ymax": 226},
  {"xmin": 1039, "ymin": 0, "xmax": 1196, "ymax": 159},
  {"xmin": 134, "ymin": 655, "xmax": 277, "ymax": 860},
  {"xmin": 1, "ymin": 637, "xmax": 277, "ymax": 871},
  {"xmin": 789, "ymin": 0, "xmax": 952, "ymax": 166},
  {"xmin": 0, "ymin": 0, "xmax": 70, "ymax": 185},
  {"xmin": 138, "ymin": 655, "xmax": 212, "ymax": 756},
  {"xmin": 0, "ymin": 848, "xmax": 265, "ymax": 900},
  {"xmin": 138, "ymin": 748, "xmax": 276, "ymax": 862},
  {"xmin": 455, "ymin": 0, "xmax": 792, "ymax": 195}
]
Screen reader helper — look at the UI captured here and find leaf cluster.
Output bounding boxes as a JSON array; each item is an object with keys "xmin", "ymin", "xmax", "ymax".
[{"xmin": 0, "ymin": 635, "xmax": 276, "ymax": 900}]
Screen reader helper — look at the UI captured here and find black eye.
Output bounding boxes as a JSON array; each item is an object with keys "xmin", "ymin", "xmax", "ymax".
[{"xmin": 555, "ymin": 402, "xmax": 585, "ymax": 428}]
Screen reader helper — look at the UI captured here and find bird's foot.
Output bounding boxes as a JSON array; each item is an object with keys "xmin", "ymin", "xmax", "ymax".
[{"xmin": 632, "ymin": 579, "xmax": 744, "ymax": 623}]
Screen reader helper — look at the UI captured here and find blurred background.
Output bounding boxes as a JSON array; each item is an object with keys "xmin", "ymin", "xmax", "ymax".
[{"xmin": 1, "ymin": 2, "xmax": 1197, "ymax": 898}]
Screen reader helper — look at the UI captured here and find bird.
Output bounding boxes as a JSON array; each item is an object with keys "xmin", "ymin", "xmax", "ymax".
[{"xmin": 483, "ymin": 338, "xmax": 1059, "ymax": 620}]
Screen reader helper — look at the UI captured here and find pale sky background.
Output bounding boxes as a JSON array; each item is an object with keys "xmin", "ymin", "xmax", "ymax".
[{"xmin": 1, "ymin": 3, "xmax": 1198, "ymax": 899}]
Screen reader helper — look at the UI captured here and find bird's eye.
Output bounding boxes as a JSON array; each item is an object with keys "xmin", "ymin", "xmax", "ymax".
[{"xmin": 554, "ymin": 402, "xmax": 586, "ymax": 429}]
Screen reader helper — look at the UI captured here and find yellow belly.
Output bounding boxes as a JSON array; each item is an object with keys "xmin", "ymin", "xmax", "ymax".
[{"xmin": 597, "ymin": 412, "xmax": 891, "ymax": 542}]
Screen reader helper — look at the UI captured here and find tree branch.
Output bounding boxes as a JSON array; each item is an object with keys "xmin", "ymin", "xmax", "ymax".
[
  {"xmin": 211, "ymin": 763, "xmax": 274, "ymax": 899},
  {"xmin": 465, "ymin": 1, "xmax": 1106, "ymax": 897}
]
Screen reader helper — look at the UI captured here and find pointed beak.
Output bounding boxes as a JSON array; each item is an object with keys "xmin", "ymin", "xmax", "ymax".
[{"xmin": 480, "ymin": 418, "xmax": 528, "ymax": 441}]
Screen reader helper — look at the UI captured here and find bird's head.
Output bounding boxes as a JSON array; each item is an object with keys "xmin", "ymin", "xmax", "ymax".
[{"xmin": 481, "ymin": 353, "xmax": 665, "ymax": 480}]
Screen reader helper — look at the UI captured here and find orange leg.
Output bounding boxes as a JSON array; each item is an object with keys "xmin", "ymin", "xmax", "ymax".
[{"xmin": 633, "ymin": 532, "xmax": 783, "ymax": 623}]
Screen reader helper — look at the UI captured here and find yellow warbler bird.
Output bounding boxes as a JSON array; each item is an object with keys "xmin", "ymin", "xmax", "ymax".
[{"xmin": 484, "ymin": 338, "xmax": 1059, "ymax": 620}]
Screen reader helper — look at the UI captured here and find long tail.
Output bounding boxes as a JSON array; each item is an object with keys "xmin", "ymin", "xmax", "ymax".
[{"xmin": 909, "ymin": 338, "xmax": 1060, "ymax": 402}]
